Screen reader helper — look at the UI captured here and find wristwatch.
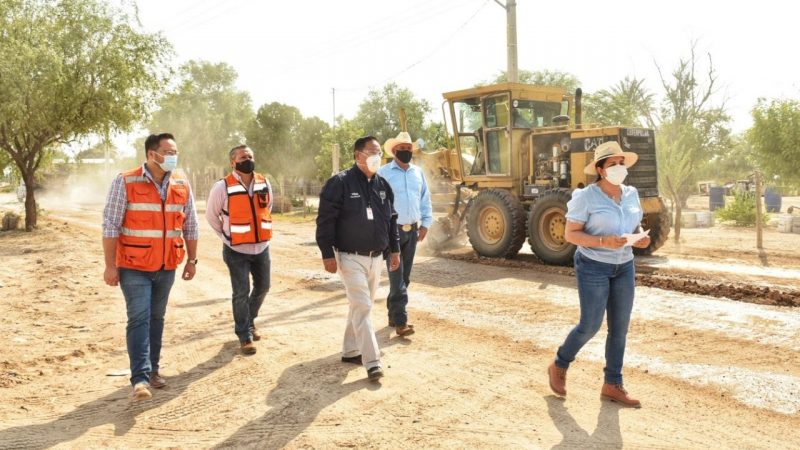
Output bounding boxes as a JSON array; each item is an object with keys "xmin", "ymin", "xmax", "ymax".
[{"xmin": 187, "ymin": 258, "xmax": 198, "ymax": 265}]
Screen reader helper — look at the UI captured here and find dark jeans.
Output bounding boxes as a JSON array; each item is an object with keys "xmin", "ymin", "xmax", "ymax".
[
  {"xmin": 555, "ymin": 251, "xmax": 635, "ymax": 385},
  {"xmin": 222, "ymin": 245, "xmax": 271, "ymax": 343},
  {"xmin": 119, "ymin": 268, "xmax": 175, "ymax": 386},
  {"xmin": 385, "ymin": 228, "xmax": 418, "ymax": 327}
]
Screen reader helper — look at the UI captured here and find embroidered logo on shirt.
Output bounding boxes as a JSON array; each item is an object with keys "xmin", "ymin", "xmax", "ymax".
[
  {"xmin": 350, "ymin": 192, "xmax": 361, "ymax": 199},
  {"xmin": 379, "ymin": 191, "xmax": 386, "ymax": 201}
]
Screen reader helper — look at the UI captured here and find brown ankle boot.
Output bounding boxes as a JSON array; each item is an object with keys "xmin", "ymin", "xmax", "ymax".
[
  {"xmin": 547, "ymin": 362, "xmax": 567, "ymax": 396},
  {"xmin": 601, "ymin": 383, "xmax": 641, "ymax": 408}
]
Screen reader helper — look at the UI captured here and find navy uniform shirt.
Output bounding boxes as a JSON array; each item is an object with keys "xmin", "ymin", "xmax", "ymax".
[{"xmin": 316, "ymin": 164, "xmax": 400, "ymax": 260}]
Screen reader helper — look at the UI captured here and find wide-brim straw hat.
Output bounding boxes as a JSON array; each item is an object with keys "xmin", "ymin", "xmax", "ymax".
[
  {"xmin": 383, "ymin": 131, "xmax": 413, "ymax": 157},
  {"xmin": 583, "ymin": 141, "xmax": 639, "ymax": 175}
]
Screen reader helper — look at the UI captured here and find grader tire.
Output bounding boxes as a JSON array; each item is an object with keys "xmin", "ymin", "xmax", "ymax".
[
  {"xmin": 466, "ymin": 189, "xmax": 526, "ymax": 258},
  {"xmin": 528, "ymin": 190, "xmax": 576, "ymax": 266},
  {"xmin": 634, "ymin": 205, "xmax": 671, "ymax": 256}
]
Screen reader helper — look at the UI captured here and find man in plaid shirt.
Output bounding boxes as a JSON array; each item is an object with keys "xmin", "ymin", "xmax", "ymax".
[{"xmin": 102, "ymin": 133, "xmax": 199, "ymax": 401}]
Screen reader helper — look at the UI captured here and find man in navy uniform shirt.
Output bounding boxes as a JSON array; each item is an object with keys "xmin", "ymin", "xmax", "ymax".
[{"xmin": 316, "ymin": 136, "xmax": 400, "ymax": 381}]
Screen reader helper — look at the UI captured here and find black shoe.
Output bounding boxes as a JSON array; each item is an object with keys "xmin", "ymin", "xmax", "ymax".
[
  {"xmin": 341, "ymin": 355, "xmax": 362, "ymax": 365},
  {"xmin": 367, "ymin": 366, "xmax": 384, "ymax": 381}
]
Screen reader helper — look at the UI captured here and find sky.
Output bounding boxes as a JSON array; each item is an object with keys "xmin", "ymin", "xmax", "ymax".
[{"xmin": 121, "ymin": 0, "xmax": 799, "ymax": 153}]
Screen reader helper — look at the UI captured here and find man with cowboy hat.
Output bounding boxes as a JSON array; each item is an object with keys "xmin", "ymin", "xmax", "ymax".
[{"xmin": 377, "ymin": 131, "xmax": 433, "ymax": 337}]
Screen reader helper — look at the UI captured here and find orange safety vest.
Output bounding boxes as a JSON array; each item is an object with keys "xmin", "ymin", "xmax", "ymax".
[
  {"xmin": 116, "ymin": 166, "xmax": 189, "ymax": 271},
  {"xmin": 223, "ymin": 172, "xmax": 272, "ymax": 245}
]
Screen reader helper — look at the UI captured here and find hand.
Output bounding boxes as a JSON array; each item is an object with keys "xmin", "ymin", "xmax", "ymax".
[
  {"xmin": 182, "ymin": 262, "xmax": 196, "ymax": 280},
  {"xmin": 601, "ymin": 235, "xmax": 627, "ymax": 249},
  {"xmin": 632, "ymin": 235, "xmax": 651, "ymax": 249},
  {"xmin": 103, "ymin": 266, "xmax": 119, "ymax": 286},
  {"xmin": 417, "ymin": 226, "xmax": 428, "ymax": 242},
  {"xmin": 323, "ymin": 258, "xmax": 337, "ymax": 274},
  {"xmin": 388, "ymin": 252, "xmax": 401, "ymax": 271}
]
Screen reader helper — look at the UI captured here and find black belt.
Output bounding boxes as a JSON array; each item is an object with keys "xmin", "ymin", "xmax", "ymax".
[
  {"xmin": 338, "ymin": 249, "xmax": 384, "ymax": 257},
  {"xmin": 399, "ymin": 223, "xmax": 418, "ymax": 232}
]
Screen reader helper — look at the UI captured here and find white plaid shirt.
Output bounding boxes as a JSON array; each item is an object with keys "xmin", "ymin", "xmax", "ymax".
[{"xmin": 102, "ymin": 163, "xmax": 199, "ymax": 240}]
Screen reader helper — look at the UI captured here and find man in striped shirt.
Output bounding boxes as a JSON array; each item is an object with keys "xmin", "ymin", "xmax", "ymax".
[{"xmin": 102, "ymin": 133, "xmax": 199, "ymax": 401}]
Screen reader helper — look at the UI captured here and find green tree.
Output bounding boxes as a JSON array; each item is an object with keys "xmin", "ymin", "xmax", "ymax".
[
  {"xmin": 699, "ymin": 133, "xmax": 754, "ymax": 184},
  {"xmin": 316, "ymin": 117, "xmax": 364, "ymax": 180},
  {"xmin": 246, "ymin": 102, "xmax": 329, "ymax": 182},
  {"xmin": 486, "ymin": 69, "xmax": 580, "ymax": 93},
  {"xmin": 747, "ymin": 98, "xmax": 800, "ymax": 188},
  {"xmin": 654, "ymin": 44, "xmax": 731, "ymax": 241},
  {"xmin": 0, "ymin": 150, "xmax": 11, "ymax": 177},
  {"xmin": 147, "ymin": 60, "xmax": 253, "ymax": 174},
  {"xmin": 296, "ymin": 116, "xmax": 330, "ymax": 181},
  {"xmin": 583, "ymin": 77, "xmax": 656, "ymax": 127},
  {"xmin": 354, "ymin": 83, "xmax": 431, "ymax": 144},
  {"xmin": 0, "ymin": 0, "xmax": 171, "ymax": 230}
]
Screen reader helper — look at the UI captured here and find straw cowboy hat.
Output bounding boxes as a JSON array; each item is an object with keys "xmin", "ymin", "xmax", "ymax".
[
  {"xmin": 383, "ymin": 131, "xmax": 413, "ymax": 157},
  {"xmin": 583, "ymin": 141, "xmax": 639, "ymax": 175}
]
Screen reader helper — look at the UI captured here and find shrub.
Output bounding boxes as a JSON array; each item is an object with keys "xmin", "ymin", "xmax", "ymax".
[{"xmin": 715, "ymin": 191, "xmax": 770, "ymax": 226}]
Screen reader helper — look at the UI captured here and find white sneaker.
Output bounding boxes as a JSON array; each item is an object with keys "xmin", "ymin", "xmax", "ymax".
[{"xmin": 131, "ymin": 382, "xmax": 152, "ymax": 401}]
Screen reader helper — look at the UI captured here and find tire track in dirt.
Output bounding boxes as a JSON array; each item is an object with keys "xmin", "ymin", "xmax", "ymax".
[{"xmin": 439, "ymin": 251, "xmax": 800, "ymax": 306}]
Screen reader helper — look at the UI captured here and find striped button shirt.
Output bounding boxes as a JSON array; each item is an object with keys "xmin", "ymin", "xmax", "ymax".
[{"xmin": 102, "ymin": 163, "xmax": 199, "ymax": 240}]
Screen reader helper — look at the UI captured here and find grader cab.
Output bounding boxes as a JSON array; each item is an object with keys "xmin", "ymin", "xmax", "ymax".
[{"xmin": 418, "ymin": 82, "xmax": 671, "ymax": 265}]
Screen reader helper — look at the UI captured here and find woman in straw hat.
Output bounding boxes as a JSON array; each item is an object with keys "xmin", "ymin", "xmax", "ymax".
[{"xmin": 546, "ymin": 140, "xmax": 650, "ymax": 408}]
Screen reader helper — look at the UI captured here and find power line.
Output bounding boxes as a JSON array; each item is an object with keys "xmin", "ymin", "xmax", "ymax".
[
  {"xmin": 169, "ymin": 0, "xmax": 236, "ymax": 33},
  {"xmin": 337, "ymin": 0, "xmax": 491, "ymax": 92},
  {"xmin": 281, "ymin": 0, "xmax": 467, "ymax": 71}
]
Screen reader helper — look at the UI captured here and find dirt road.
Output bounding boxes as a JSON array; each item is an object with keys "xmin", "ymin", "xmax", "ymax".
[{"xmin": 1, "ymin": 197, "xmax": 799, "ymax": 449}]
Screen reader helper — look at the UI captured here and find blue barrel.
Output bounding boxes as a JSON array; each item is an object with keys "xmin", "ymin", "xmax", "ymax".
[
  {"xmin": 709, "ymin": 187, "xmax": 725, "ymax": 211},
  {"xmin": 764, "ymin": 188, "xmax": 781, "ymax": 213}
]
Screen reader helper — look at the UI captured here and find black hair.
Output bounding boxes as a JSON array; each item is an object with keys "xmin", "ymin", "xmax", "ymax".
[
  {"xmin": 144, "ymin": 133, "xmax": 175, "ymax": 158},
  {"xmin": 353, "ymin": 135, "xmax": 379, "ymax": 157},
  {"xmin": 595, "ymin": 159, "xmax": 605, "ymax": 182},
  {"xmin": 229, "ymin": 144, "xmax": 249, "ymax": 161}
]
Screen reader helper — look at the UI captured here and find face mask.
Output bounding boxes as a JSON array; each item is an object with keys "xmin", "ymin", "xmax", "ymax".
[
  {"xmin": 365, "ymin": 154, "xmax": 382, "ymax": 173},
  {"xmin": 235, "ymin": 159, "xmax": 255, "ymax": 174},
  {"xmin": 396, "ymin": 150, "xmax": 412, "ymax": 164},
  {"xmin": 155, "ymin": 153, "xmax": 178, "ymax": 172},
  {"xmin": 604, "ymin": 165, "xmax": 628, "ymax": 186}
]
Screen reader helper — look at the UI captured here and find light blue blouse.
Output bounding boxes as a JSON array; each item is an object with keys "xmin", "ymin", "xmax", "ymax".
[{"xmin": 565, "ymin": 183, "xmax": 643, "ymax": 264}]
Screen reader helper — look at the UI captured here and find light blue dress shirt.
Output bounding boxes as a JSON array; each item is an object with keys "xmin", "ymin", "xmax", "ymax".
[
  {"xmin": 377, "ymin": 160, "xmax": 433, "ymax": 228},
  {"xmin": 565, "ymin": 183, "xmax": 643, "ymax": 264}
]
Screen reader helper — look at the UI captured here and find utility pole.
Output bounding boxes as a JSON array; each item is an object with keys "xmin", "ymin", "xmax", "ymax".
[
  {"xmin": 754, "ymin": 171, "xmax": 763, "ymax": 249},
  {"xmin": 495, "ymin": 0, "xmax": 518, "ymax": 82},
  {"xmin": 332, "ymin": 87, "xmax": 339, "ymax": 175}
]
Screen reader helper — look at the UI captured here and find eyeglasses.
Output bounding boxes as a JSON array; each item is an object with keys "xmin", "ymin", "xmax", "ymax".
[{"xmin": 359, "ymin": 150, "xmax": 382, "ymax": 156}]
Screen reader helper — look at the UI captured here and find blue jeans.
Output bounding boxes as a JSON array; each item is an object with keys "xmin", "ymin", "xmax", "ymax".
[
  {"xmin": 222, "ymin": 245, "xmax": 270, "ymax": 343},
  {"xmin": 119, "ymin": 268, "xmax": 175, "ymax": 386},
  {"xmin": 385, "ymin": 228, "xmax": 418, "ymax": 327},
  {"xmin": 555, "ymin": 251, "xmax": 635, "ymax": 385}
]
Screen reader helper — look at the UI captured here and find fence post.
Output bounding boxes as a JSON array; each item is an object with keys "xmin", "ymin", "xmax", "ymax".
[{"xmin": 755, "ymin": 171, "xmax": 763, "ymax": 250}]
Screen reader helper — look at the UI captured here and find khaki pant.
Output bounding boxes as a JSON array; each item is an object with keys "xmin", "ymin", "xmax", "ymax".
[{"xmin": 337, "ymin": 252, "xmax": 382, "ymax": 369}]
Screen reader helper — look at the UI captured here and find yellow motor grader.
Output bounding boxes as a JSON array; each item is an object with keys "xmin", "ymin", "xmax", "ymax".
[{"xmin": 414, "ymin": 82, "xmax": 670, "ymax": 265}]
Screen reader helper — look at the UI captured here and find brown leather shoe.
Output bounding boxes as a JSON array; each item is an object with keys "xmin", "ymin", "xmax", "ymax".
[
  {"xmin": 395, "ymin": 324, "xmax": 415, "ymax": 337},
  {"xmin": 547, "ymin": 362, "xmax": 567, "ymax": 396},
  {"xmin": 601, "ymin": 383, "xmax": 641, "ymax": 408},
  {"xmin": 241, "ymin": 340, "xmax": 257, "ymax": 355},
  {"xmin": 251, "ymin": 326, "xmax": 262, "ymax": 341},
  {"xmin": 149, "ymin": 372, "xmax": 166, "ymax": 389}
]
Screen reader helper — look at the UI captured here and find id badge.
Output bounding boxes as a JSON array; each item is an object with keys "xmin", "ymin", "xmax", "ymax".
[{"xmin": 366, "ymin": 207, "xmax": 374, "ymax": 221}]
